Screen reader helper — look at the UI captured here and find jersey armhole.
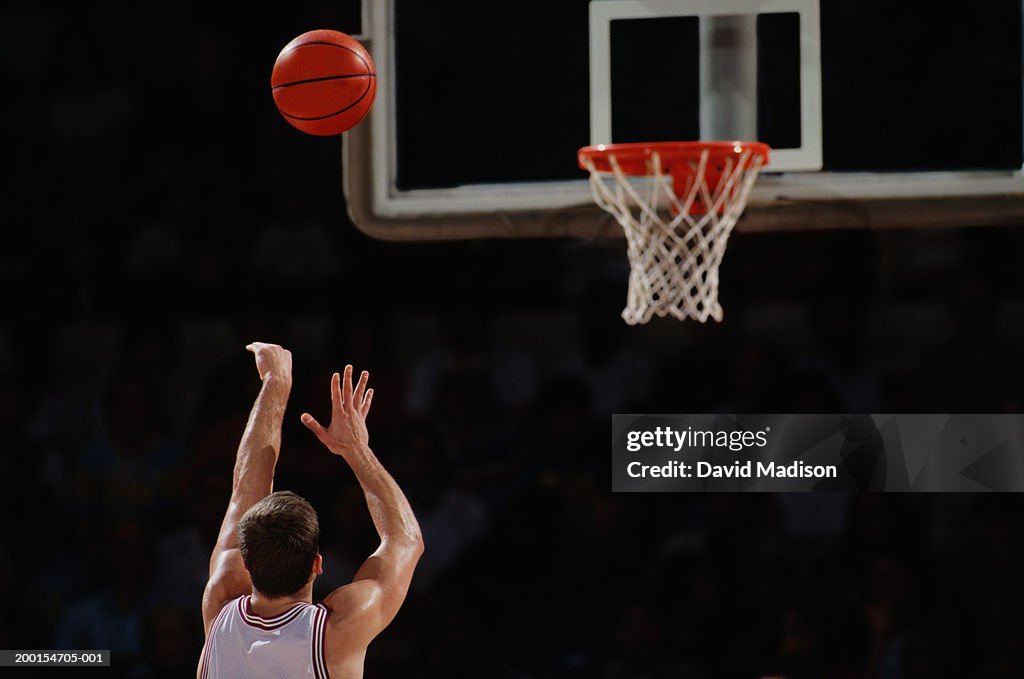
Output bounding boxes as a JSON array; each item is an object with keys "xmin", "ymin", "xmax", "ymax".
[
  {"xmin": 312, "ymin": 604, "xmax": 331, "ymax": 679},
  {"xmin": 199, "ymin": 597, "xmax": 237, "ymax": 679}
]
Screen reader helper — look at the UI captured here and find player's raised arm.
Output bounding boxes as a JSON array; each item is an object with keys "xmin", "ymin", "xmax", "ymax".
[
  {"xmin": 301, "ymin": 365, "xmax": 424, "ymax": 648},
  {"xmin": 201, "ymin": 342, "xmax": 293, "ymax": 635}
]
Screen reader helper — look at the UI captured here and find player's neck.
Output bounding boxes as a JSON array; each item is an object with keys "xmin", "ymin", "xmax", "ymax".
[{"xmin": 248, "ymin": 588, "xmax": 312, "ymax": 617}]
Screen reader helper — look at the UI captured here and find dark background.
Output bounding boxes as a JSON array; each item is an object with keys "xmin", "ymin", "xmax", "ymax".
[{"xmin": 2, "ymin": 2, "xmax": 1024, "ymax": 678}]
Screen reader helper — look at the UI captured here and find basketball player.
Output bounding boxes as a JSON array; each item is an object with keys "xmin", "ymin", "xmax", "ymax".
[{"xmin": 198, "ymin": 342, "xmax": 424, "ymax": 678}]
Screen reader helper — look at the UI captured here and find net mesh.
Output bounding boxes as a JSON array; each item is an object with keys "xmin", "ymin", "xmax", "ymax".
[{"xmin": 582, "ymin": 147, "xmax": 765, "ymax": 324}]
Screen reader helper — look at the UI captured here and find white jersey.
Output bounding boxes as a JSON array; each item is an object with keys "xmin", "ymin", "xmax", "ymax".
[{"xmin": 200, "ymin": 595, "xmax": 330, "ymax": 679}]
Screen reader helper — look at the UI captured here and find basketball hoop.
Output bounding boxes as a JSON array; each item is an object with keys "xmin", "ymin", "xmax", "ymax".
[{"xmin": 578, "ymin": 141, "xmax": 769, "ymax": 324}]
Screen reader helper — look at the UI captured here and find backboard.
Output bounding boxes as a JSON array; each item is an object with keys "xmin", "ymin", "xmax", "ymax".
[{"xmin": 342, "ymin": 0, "xmax": 1024, "ymax": 240}]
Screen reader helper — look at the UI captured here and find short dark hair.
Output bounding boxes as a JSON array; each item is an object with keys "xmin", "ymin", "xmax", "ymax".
[{"xmin": 238, "ymin": 491, "xmax": 319, "ymax": 598}]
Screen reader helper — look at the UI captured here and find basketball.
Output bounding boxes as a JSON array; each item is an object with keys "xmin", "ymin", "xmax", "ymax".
[{"xmin": 271, "ymin": 29, "xmax": 376, "ymax": 136}]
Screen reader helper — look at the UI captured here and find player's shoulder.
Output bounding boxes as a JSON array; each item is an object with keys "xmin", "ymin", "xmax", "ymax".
[
  {"xmin": 321, "ymin": 580, "xmax": 385, "ymax": 634},
  {"xmin": 322, "ymin": 580, "xmax": 376, "ymax": 617}
]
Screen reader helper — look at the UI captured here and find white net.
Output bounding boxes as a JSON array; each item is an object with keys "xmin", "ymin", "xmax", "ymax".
[{"xmin": 582, "ymin": 147, "xmax": 765, "ymax": 324}]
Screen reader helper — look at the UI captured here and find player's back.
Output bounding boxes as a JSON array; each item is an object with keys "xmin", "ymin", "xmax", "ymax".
[{"xmin": 199, "ymin": 596, "xmax": 329, "ymax": 678}]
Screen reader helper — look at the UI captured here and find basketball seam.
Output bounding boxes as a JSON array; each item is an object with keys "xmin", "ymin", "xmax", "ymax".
[
  {"xmin": 274, "ymin": 41, "xmax": 371, "ymax": 87},
  {"xmin": 279, "ymin": 78, "xmax": 375, "ymax": 121},
  {"xmin": 272, "ymin": 73, "xmax": 376, "ymax": 90}
]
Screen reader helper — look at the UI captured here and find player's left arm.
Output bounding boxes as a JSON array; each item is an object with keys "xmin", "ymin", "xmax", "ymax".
[{"xmin": 201, "ymin": 342, "xmax": 293, "ymax": 636}]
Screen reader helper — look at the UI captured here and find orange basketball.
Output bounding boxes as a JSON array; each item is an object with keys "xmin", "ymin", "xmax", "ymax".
[{"xmin": 271, "ymin": 30, "xmax": 376, "ymax": 136}]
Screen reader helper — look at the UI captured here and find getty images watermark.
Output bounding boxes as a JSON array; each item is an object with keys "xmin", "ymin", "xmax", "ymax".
[
  {"xmin": 625, "ymin": 425, "xmax": 836, "ymax": 480},
  {"xmin": 613, "ymin": 414, "xmax": 1024, "ymax": 492}
]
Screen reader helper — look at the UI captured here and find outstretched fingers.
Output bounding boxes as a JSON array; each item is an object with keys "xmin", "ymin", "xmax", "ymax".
[
  {"xmin": 328, "ymin": 364, "xmax": 371, "ymax": 418},
  {"xmin": 342, "ymin": 364, "xmax": 355, "ymax": 408},
  {"xmin": 352, "ymin": 369, "xmax": 369, "ymax": 409},
  {"xmin": 361, "ymin": 388, "xmax": 374, "ymax": 417},
  {"xmin": 331, "ymin": 371, "xmax": 343, "ymax": 416}
]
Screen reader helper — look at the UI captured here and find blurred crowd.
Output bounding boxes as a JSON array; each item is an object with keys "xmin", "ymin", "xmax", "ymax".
[{"xmin": 3, "ymin": 278, "xmax": 1024, "ymax": 678}]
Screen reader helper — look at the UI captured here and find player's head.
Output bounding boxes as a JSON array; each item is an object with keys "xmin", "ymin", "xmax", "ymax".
[{"xmin": 238, "ymin": 491, "xmax": 321, "ymax": 598}]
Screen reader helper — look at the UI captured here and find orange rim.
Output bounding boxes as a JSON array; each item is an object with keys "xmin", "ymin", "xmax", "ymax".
[{"xmin": 578, "ymin": 141, "xmax": 770, "ymax": 175}]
